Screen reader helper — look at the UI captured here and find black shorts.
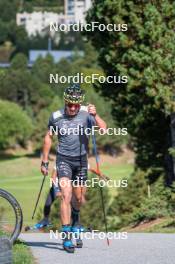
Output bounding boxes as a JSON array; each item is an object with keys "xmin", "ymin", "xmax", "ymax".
[{"xmin": 56, "ymin": 154, "xmax": 88, "ymax": 185}]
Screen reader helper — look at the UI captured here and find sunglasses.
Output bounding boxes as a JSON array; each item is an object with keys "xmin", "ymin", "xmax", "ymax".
[{"xmin": 66, "ymin": 103, "xmax": 80, "ymax": 108}]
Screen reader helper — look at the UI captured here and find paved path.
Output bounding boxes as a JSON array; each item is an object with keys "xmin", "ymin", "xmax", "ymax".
[{"xmin": 20, "ymin": 232, "xmax": 175, "ymax": 264}]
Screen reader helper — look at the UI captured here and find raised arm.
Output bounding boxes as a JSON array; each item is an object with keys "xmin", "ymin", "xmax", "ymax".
[
  {"xmin": 88, "ymin": 104, "xmax": 107, "ymax": 130},
  {"xmin": 94, "ymin": 114, "xmax": 107, "ymax": 130}
]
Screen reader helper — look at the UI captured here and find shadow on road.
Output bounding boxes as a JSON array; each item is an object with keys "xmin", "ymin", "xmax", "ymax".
[
  {"xmin": 26, "ymin": 241, "xmax": 63, "ymax": 250},
  {"xmin": 25, "ymin": 241, "xmax": 103, "ymax": 252}
]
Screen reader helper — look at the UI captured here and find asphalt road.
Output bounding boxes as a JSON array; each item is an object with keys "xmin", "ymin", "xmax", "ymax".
[{"xmin": 20, "ymin": 232, "xmax": 175, "ymax": 264}]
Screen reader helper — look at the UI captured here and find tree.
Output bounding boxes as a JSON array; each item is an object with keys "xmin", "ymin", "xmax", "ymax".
[
  {"xmin": 0, "ymin": 21, "xmax": 8, "ymax": 44},
  {"xmin": 0, "ymin": 0, "xmax": 29, "ymax": 54},
  {"xmin": 31, "ymin": 55, "xmax": 55, "ymax": 84},
  {"xmin": 11, "ymin": 52, "xmax": 28, "ymax": 69},
  {"xmin": 0, "ymin": 0, "xmax": 19, "ymax": 22},
  {"xmin": 8, "ymin": 24, "xmax": 29, "ymax": 55},
  {"xmin": 0, "ymin": 53, "xmax": 55, "ymax": 115},
  {"xmin": 85, "ymin": 0, "xmax": 175, "ymax": 183}
]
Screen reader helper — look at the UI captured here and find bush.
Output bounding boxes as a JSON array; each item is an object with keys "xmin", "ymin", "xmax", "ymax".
[
  {"xmin": 0, "ymin": 100, "xmax": 33, "ymax": 149},
  {"xmin": 131, "ymin": 177, "xmax": 174, "ymax": 225},
  {"xmin": 109, "ymin": 171, "xmax": 175, "ymax": 229},
  {"xmin": 108, "ymin": 169, "xmax": 149, "ymax": 229},
  {"xmin": 131, "ymin": 197, "xmax": 170, "ymax": 224}
]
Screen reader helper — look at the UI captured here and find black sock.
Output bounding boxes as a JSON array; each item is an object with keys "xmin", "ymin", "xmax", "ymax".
[{"xmin": 71, "ymin": 207, "xmax": 80, "ymax": 226}]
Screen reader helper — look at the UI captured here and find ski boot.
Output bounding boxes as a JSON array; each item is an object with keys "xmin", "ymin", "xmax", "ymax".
[
  {"xmin": 33, "ymin": 218, "xmax": 52, "ymax": 229},
  {"xmin": 61, "ymin": 225, "xmax": 75, "ymax": 253},
  {"xmin": 71, "ymin": 225, "xmax": 85, "ymax": 248}
]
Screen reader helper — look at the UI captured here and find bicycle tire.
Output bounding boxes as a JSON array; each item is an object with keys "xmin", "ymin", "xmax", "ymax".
[{"xmin": 0, "ymin": 189, "xmax": 23, "ymax": 244}]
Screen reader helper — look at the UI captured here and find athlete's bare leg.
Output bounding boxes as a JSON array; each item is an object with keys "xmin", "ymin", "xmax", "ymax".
[
  {"xmin": 72, "ymin": 186, "xmax": 86, "ymax": 209},
  {"xmin": 59, "ymin": 177, "xmax": 72, "ymax": 225}
]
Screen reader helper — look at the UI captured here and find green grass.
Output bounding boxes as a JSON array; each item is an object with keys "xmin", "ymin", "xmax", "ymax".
[
  {"xmin": 0, "ymin": 154, "xmax": 134, "ymax": 226},
  {"xmin": 101, "ymin": 163, "xmax": 133, "ymax": 180},
  {"xmin": 13, "ymin": 240, "xmax": 35, "ymax": 264},
  {"xmin": 0, "ymin": 156, "xmax": 51, "ymax": 226},
  {"xmin": 97, "ymin": 163, "xmax": 133, "ymax": 196},
  {"xmin": 0, "ymin": 231, "xmax": 34, "ymax": 264}
]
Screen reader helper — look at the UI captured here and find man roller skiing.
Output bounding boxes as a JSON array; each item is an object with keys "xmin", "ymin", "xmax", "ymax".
[
  {"xmin": 41, "ymin": 84, "xmax": 107, "ymax": 253},
  {"xmin": 34, "ymin": 166, "xmax": 85, "ymax": 233}
]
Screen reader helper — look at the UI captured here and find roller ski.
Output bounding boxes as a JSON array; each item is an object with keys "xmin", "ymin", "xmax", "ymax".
[
  {"xmin": 71, "ymin": 225, "xmax": 92, "ymax": 248},
  {"xmin": 25, "ymin": 218, "xmax": 52, "ymax": 231}
]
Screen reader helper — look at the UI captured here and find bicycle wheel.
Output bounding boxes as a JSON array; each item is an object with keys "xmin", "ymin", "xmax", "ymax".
[{"xmin": 0, "ymin": 189, "xmax": 23, "ymax": 244}]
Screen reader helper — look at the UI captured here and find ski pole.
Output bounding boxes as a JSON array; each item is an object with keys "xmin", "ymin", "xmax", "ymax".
[
  {"xmin": 90, "ymin": 117, "xmax": 110, "ymax": 246},
  {"xmin": 32, "ymin": 175, "xmax": 46, "ymax": 219}
]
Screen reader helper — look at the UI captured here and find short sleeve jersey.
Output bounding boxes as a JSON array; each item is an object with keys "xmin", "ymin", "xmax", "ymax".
[{"xmin": 48, "ymin": 106, "xmax": 96, "ymax": 157}]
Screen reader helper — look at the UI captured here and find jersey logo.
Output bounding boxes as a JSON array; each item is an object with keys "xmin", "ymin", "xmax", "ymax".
[{"xmin": 53, "ymin": 109, "xmax": 64, "ymax": 120}]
